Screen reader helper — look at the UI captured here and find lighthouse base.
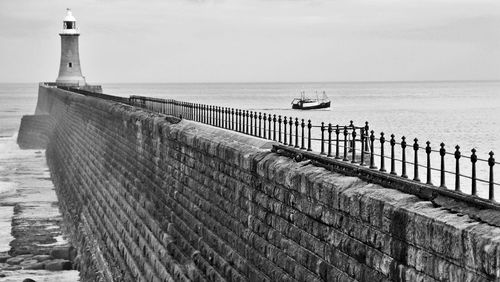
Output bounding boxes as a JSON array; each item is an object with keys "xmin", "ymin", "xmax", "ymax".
[{"xmin": 56, "ymin": 76, "xmax": 86, "ymax": 87}]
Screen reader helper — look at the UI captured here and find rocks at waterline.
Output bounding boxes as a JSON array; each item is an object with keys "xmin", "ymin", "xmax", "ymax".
[{"xmin": 0, "ymin": 245, "xmax": 75, "ymax": 275}]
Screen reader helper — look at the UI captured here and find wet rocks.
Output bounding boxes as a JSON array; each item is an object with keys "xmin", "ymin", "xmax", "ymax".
[
  {"xmin": 31, "ymin": 254, "xmax": 52, "ymax": 262},
  {"xmin": 0, "ymin": 245, "xmax": 75, "ymax": 277},
  {"xmin": 0, "ymin": 253, "xmax": 10, "ymax": 263},
  {"xmin": 6, "ymin": 256, "xmax": 25, "ymax": 265},
  {"xmin": 50, "ymin": 246, "xmax": 75, "ymax": 260},
  {"xmin": 23, "ymin": 261, "xmax": 45, "ymax": 270},
  {"xmin": 45, "ymin": 259, "xmax": 72, "ymax": 271}
]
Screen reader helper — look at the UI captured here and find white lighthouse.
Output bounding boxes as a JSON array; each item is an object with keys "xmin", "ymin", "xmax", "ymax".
[{"xmin": 56, "ymin": 9, "xmax": 86, "ymax": 86}]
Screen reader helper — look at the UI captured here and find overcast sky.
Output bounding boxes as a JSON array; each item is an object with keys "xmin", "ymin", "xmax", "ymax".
[{"xmin": 0, "ymin": 0, "xmax": 499, "ymax": 83}]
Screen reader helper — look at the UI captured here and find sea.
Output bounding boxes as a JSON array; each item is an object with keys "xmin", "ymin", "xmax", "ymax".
[{"xmin": 0, "ymin": 81, "xmax": 499, "ymax": 273}]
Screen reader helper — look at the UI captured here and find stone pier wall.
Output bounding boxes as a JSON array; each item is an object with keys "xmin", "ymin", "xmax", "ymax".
[{"xmin": 24, "ymin": 85, "xmax": 500, "ymax": 281}]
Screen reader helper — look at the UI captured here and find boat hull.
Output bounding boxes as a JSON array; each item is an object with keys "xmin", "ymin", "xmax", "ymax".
[{"xmin": 292, "ymin": 101, "xmax": 330, "ymax": 110}]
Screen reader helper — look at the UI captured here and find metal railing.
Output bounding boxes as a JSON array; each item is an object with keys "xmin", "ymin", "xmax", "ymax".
[
  {"xmin": 129, "ymin": 95, "xmax": 499, "ymax": 210},
  {"xmin": 50, "ymin": 86, "xmax": 499, "ymax": 210}
]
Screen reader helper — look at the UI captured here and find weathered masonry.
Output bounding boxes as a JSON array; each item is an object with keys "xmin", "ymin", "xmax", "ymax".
[{"xmin": 18, "ymin": 84, "xmax": 500, "ymax": 281}]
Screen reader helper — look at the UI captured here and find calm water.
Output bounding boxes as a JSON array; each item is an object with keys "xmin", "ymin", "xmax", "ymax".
[{"xmin": 0, "ymin": 81, "xmax": 499, "ymax": 248}]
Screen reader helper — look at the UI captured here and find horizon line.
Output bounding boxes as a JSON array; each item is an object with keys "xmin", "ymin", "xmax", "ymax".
[{"xmin": 1, "ymin": 79, "xmax": 499, "ymax": 85}]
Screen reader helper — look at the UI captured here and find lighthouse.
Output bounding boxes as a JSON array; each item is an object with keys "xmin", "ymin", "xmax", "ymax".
[{"xmin": 56, "ymin": 9, "xmax": 86, "ymax": 86}]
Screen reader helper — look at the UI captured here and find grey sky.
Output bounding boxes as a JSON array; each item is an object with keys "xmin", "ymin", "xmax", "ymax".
[{"xmin": 0, "ymin": 0, "xmax": 498, "ymax": 83}]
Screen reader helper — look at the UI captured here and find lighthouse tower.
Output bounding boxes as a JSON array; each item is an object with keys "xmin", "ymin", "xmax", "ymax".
[{"xmin": 56, "ymin": 9, "xmax": 86, "ymax": 86}]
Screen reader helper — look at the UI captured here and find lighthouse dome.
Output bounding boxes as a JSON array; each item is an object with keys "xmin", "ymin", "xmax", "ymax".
[{"xmin": 64, "ymin": 9, "xmax": 76, "ymax": 22}]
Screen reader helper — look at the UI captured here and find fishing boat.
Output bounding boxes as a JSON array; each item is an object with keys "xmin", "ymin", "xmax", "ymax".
[{"xmin": 291, "ymin": 91, "xmax": 331, "ymax": 110}]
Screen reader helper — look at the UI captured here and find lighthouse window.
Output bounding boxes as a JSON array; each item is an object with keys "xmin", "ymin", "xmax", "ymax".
[
  {"xmin": 65, "ymin": 22, "xmax": 74, "ymax": 29},
  {"xmin": 68, "ymin": 62, "xmax": 72, "ymax": 68}
]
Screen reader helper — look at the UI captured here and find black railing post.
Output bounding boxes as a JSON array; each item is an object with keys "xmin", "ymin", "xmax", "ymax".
[
  {"xmin": 250, "ymin": 111, "xmax": 254, "ymax": 135},
  {"xmin": 300, "ymin": 119, "xmax": 306, "ymax": 149},
  {"xmin": 289, "ymin": 117, "xmax": 293, "ymax": 146},
  {"xmin": 426, "ymin": 141, "xmax": 432, "ymax": 185},
  {"xmin": 263, "ymin": 113, "xmax": 267, "ymax": 138},
  {"xmin": 401, "ymin": 136, "xmax": 407, "ymax": 178},
  {"xmin": 278, "ymin": 115, "xmax": 282, "ymax": 143},
  {"xmin": 360, "ymin": 129, "xmax": 365, "ymax": 166},
  {"xmin": 349, "ymin": 121, "xmax": 354, "ymax": 153},
  {"xmin": 212, "ymin": 105, "xmax": 215, "ymax": 126},
  {"xmin": 211, "ymin": 105, "xmax": 215, "ymax": 125},
  {"xmin": 246, "ymin": 110, "xmax": 250, "ymax": 134},
  {"xmin": 241, "ymin": 109, "xmax": 245, "ymax": 132},
  {"xmin": 200, "ymin": 104, "xmax": 204, "ymax": 123},
  {"xmin": 221, "ymin": 107, "xmax": 225, "ymax": 128},
  {"xmin": 235, "ymin": 109, "xmax": 239, "ymax": 131},
  {"xmin": 202, "ymin": 103, "xmax": 208, "ymax": 124},
  {"xmin": 202, "ymin": 104, "xmax": 205, "ymax": 123},
  {"xmin": 220, "ymin": 106, "xmax": 223, "ymax": 127},
  {"xmin": 239, "ymin": 109, "xmax": 243, "ymax": 132},
  {"xmin": 231, "ymin": 108, "xmax": 235, "ymax": 130},
  {"xmin": 283, "ymin": 117, "xmax": 288, "ymax": 145},
  {"xmin": 226, "ymin": 107, "xmax": 229, "ymax": 129},
  {"xmin": 254, "ymin": 113, "xmax": 258, "ymax": 136},
  {"xmin": 210, "ymin": 105, "xmax": 214, "ymax": 125},
  {"xmin": 295, "ymin": 118, "xmax": 299, "ymax": 148},
  {"xmin": 327, "ymin": 123, "xmax": 333, "ymax": 157},
  {"xmin": 440, "ymin": 143, "xmax": 446, "ymax": 189},
  {"xmin": 307, "ymin": 120, "xmax": 312, "ymax": 151},
  {"xmin": 335, "ymin": 125, "xmax": 340, "ymax": 159},
  {"xmin": 413, "ymin": 138, "xmax": 420, "ymax": 182},
  {"xmin": 258, "ymin": 113, "xmax": 262, "ymax": 137},
  {"xmin": 454, "ymin": 145, "xmax": 461, "ymax": 191},
  {"xmin": 369, "ymin": 130, "xmax": 376, "ymax": 169},
  {"xmin": 351, "ymin": 129, "xmax": 357, "ymax": 163},
  {"xmin": 240, "ymin": 109, "xmax": 244, "ymax": 132},
  {"xmin": 273, "ymin": 115, "xmax": 277, "ymax": 141},
  {"xmin": 320, "ymin": 122, "xmax": 325, "ymax": 155},
  {"xmin": 364, "ymin": 122, "xmax": 370, "ymax": 151},
  {"xmin": 343, "ymin": 126, "xmax": 349, "ymax": 161},
  {"xmin": 234, "ymin": 108, "xmax": 238, "ymax": 130},
  {"xmin": 268, "ymin": 115, "xmax": 272, "ymax": 140},
  {"xmin": 471, "ymin": 148, "xmax": 477, "ymax": 196},
  {"xmin": 488, "ymin": 151, "xmax": 495, "ymax": 201},
  {"xmin": 213, "ymin": 105, "xmax": 216, "ymax": 126},
  {"xmin": 202, "ymin": 104, "xmax": 206, "ymax": 123},
  {"xmin": 380, "ymin": 133, "xmax": 386, "ymax": 172},
  {"xmin": 217, "ymin": 106, "xmax": 221, "ymax": 127},
  {"xmin": 233, "ymin": 109, "xmax": 237, "ymax": 131}
]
